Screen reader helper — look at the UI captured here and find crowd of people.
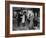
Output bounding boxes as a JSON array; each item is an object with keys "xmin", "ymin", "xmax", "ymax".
[{"xmin": 13, "ymin": 9, "xmax": 40, "ymax": 30}]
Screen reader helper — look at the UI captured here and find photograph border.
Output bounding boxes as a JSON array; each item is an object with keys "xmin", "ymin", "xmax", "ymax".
[{"xmin": 5, "ymin": 1, "xmax": 45, "ymax": 37}]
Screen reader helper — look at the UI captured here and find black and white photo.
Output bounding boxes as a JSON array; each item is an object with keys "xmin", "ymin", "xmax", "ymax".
[{"xmin": 13, "ymin": 7, "xmax": 40, "ymax": 31}]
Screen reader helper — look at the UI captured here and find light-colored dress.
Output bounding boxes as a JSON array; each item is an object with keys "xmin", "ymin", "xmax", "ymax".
[{"xmin": 22, "ymin": 15, "xmax": 25, "ymax": 23}]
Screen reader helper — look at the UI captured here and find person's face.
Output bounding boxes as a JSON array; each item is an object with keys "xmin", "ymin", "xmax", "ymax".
[
  {"xmin": 14, "ymin": 12, "xmax": 17, "ymax": 16},
  {"xmin": 19, "ymin": 12, "xmax": 21, "ymax": 14},
  {"xmin": 35, "ymin": 12, "xmax": 37, "ymax": 16},
  {"xmin": 23, "ymin": 10, "xmax": 27, "ymax": 14},
  {"xmin": 27, "ymin": 10, "xmax": 34, "ymax": 20}
]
